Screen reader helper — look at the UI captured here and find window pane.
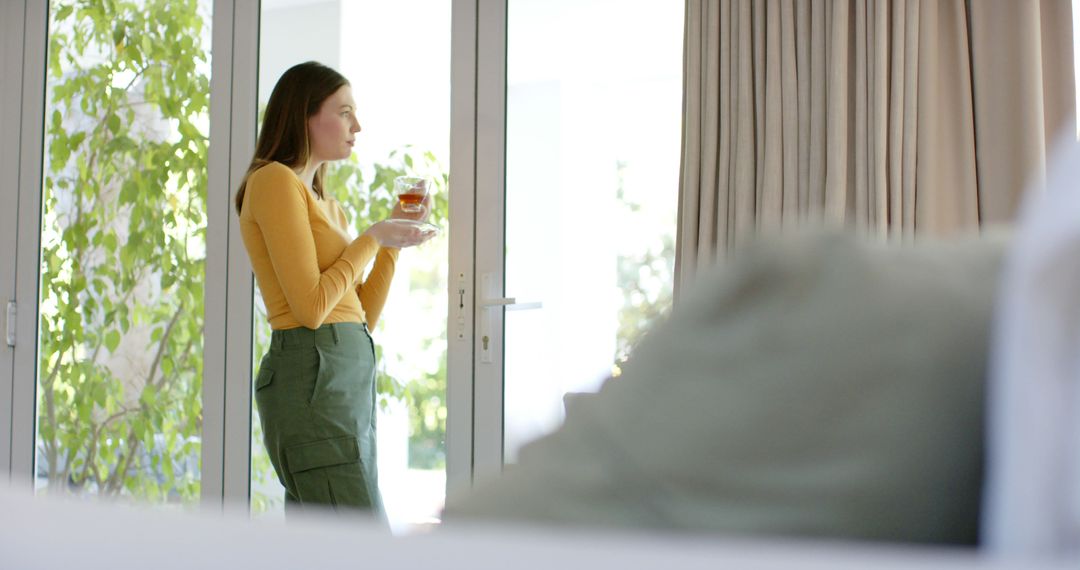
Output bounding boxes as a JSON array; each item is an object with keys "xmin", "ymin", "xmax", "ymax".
[
  {"xmin": 35, "ymin": 0, "xmax": 212, "ymax": 503},
  {"xmin": 252, "ymin": 0, "xmax": 450, "ymax": 532},
  {"xmin": 503, "ymin": 0, "xmax": 683, "ymax": 460}
]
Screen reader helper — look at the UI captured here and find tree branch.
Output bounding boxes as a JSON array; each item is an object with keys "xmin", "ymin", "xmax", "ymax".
[
  {"xmin": 60, "ymin": 439, "xmax": 79, "ymax": 491},
  {"xmin": 105, "ymin": 430, "xmax": 139, "ymax": 495},
  {"xmin": 146, "ymin": 306, "xmax": 183, "ymax": 389},
  {"xmin": 104, "ymin": 304, "xmax": 182, "ymax": 495},
  {"xmin": 78, "ymin": 406, "xmax": 135, "ymax": 486},
  {"xmin": 41, "ymin": 361, "xmax": 62, "ymax": 488}
]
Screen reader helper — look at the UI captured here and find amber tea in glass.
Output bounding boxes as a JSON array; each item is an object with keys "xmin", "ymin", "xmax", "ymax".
[{"xmin": 394, "ymin": 177, "xmax": 429, "ymax": 213}]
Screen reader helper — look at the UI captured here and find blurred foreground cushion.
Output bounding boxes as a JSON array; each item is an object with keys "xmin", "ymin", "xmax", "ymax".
[{"xmin": 445, "ymin": 232, "xmax": 1007, "ymax": 545}]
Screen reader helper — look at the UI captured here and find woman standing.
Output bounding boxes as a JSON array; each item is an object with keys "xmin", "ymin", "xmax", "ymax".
[{"xmin": 236, "ymin": 61, "xmax": 431, "ymax": 520}]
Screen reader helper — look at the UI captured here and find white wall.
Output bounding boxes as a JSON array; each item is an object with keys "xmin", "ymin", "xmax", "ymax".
[{"xmin": 259, "ymin": 0, "xmax": 342, "ymax": 102}]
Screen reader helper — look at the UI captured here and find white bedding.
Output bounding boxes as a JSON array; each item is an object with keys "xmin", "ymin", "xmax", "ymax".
[
  {"xmin": 983, "ymin": 130, "xmax": 1080, "ymax": 557},
  {"xmin": 0, "ymin": 485, "xmax": 1073, "ymax": 570}
]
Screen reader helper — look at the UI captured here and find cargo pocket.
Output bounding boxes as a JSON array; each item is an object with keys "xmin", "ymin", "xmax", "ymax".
[
  {"xmin": 363, "ymin": 328, "xmax": 377, "ymax": 364},
  {"xmin": 285, "ymin": 435, "xmax": 373, "ymax": 509},
  {"xmin": 254, "ymin": 367, "xmax": 274, "ymax": 391},
  {"xmin": 308, "ymin": 346, "xmax": 326, "ymax": 404}
]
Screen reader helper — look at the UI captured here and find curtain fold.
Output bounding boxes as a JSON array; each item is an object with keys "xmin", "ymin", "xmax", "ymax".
[
  {"xmin": 969, "ymin": 0, "xmax": 1076, "ymax": 224},
  {"xmin": 676, "ymin": 0, "xmax": 1075, "ymax": 293}
]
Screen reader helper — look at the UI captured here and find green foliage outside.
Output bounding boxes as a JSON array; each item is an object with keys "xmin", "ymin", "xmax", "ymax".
[
  {"xmin": 613, "ymin": 160, "xmax": 674, "ymax": 374},
  {"xmin": 38, "ymin": 0, "xmax": 209, "ymax": 502}
]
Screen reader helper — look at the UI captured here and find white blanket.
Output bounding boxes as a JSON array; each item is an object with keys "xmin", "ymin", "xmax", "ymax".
[
  {"xmin": 0, "ymin": 484, "xmax": 1066, "ymax": 569},
  {"xmin": 984, "ymin": 131, "xmax": 1080, "ymax": 557}
]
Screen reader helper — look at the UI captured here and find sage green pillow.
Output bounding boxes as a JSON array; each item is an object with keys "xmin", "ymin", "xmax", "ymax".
[{"xmin": 446, "ymin": 232, "xmax": 1006, "ymax": 545}]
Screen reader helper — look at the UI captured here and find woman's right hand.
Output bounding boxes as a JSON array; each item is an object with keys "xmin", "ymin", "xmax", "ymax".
[{"xmin": 362, "ymin": 220, "xmax": 433, "ymax": 248}]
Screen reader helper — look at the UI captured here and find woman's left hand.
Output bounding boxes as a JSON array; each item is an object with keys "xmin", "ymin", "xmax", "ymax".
[{"xmin": 390, "ymin": 193, "xmax": 432, "ymax": 222}]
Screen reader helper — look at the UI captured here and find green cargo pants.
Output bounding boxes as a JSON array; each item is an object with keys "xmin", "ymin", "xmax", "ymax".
[{"xmin": 253, "ymin": 322, "xmax": 385, "ymax": 521}]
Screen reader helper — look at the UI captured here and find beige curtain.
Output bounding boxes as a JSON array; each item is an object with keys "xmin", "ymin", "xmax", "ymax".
[{"xmin": 676, "ymin": 0, "xmax": 1075, "ymax": 293}]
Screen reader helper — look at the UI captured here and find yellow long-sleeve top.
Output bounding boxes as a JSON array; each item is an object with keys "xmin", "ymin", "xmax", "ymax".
[{"xmin": 239, "ymin": 162, "xmax": 399, "ymax": 330}]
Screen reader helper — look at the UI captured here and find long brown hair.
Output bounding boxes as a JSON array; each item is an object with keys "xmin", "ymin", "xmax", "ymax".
[{"xmin": 235, "ymin": 61, "xmax": 349, "ymax": 214}]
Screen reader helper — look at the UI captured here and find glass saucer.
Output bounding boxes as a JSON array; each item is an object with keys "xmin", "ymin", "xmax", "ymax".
[{"xmin": 384, "ymin": 218, "xmax": 441, "ymax": 237}]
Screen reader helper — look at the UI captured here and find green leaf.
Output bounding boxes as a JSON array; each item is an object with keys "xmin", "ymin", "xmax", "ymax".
[
  {"xmin": 93, "ymin": 384, "xmax": 108, "ymax": 407},
  {"xmin": 105, "ymin": 330, "xmax": 120, "ymax": 352},
  {"xmin": 69, "ymin": 131, "xmax": 86, "ymax": 148},
  {"xmin": 106, "ymin": 114, "xmax": 121, "ymax": 134},
  {"xmin": 112, "ymin": 24, "xmax": 125, "ymax": 47},
  {"xmin": 133, "ymin": 417, "xmax": 147, "ymax": 440},
  {"xmin": 162, "ymin": 456, "xmax": 174, "ymax": 483},
  {"xmin": 102, "ymin": 233, "xmax": 117, "ymax": 253},
  {"xmin": 139, "ymin": 387, "xmax": 155, "ymax": 408}
]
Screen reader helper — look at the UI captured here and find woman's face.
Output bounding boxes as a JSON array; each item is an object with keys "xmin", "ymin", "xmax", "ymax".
[{"xmin": 308, "ymin": 84, "xmax": 360, "ymax": 163}]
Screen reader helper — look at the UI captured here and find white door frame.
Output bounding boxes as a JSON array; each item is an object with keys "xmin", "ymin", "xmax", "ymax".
[
  {"xmin": 470, "ymin": 0, "xmax": 510, "ymax": 488},
  {"xmin": 5, "ymin": 0, "xmax": 48, "ymax": 487},
  {"xmin": 203, "ymin": 0, "xmax": 260, "ymax": 511},
  {"xmin": 221, "ymin": 0, "xmax": 261, "ymax": 511},
  {"xmin": 0, "ymin": 0, "xmax": 27, "ymax": 482},
  {"xmin": 447, "ymin": 0, "xmax": 480, "ymax": 496}
]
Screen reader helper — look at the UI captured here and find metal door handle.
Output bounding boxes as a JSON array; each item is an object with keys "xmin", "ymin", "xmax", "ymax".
[
  {"xmin": 480, "ymin": 297, "xmax": 542, "ymax": 311},
  {"xmin": 479, "ymin": 274, "xmax": 542, "ymax": 363}
]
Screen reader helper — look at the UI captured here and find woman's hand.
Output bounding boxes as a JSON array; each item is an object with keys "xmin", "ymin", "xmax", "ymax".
[
  {"xmin": 390, "ymin": 193, "xmax": 433, "ymax": 222},
  {"xmin": 363, "ymin": 219, "xmax": 434, "ymax": 248}
]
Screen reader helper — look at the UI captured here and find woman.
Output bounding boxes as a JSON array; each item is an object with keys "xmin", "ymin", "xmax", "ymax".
[{"xmin": 236, "ymin": 61, "xmax": 431, "ymax": 520}]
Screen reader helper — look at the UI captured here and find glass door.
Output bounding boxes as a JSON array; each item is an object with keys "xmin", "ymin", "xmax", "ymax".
[
  {"xmin": 252, "ymin": 0, "xmax": 451, "ymax": 532},
  {"xmin": 29, "ymin": 0, "xmax": 214, "ymax": 503},
  {"xmin": 474, "ymin": 0, "xmax": 683, "ymax": 473}
]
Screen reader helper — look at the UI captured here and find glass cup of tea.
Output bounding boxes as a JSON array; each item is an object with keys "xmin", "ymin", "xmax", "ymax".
[{"xmin": 394, "ymin": 176, "xmax": 430, "ymax": 214}]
